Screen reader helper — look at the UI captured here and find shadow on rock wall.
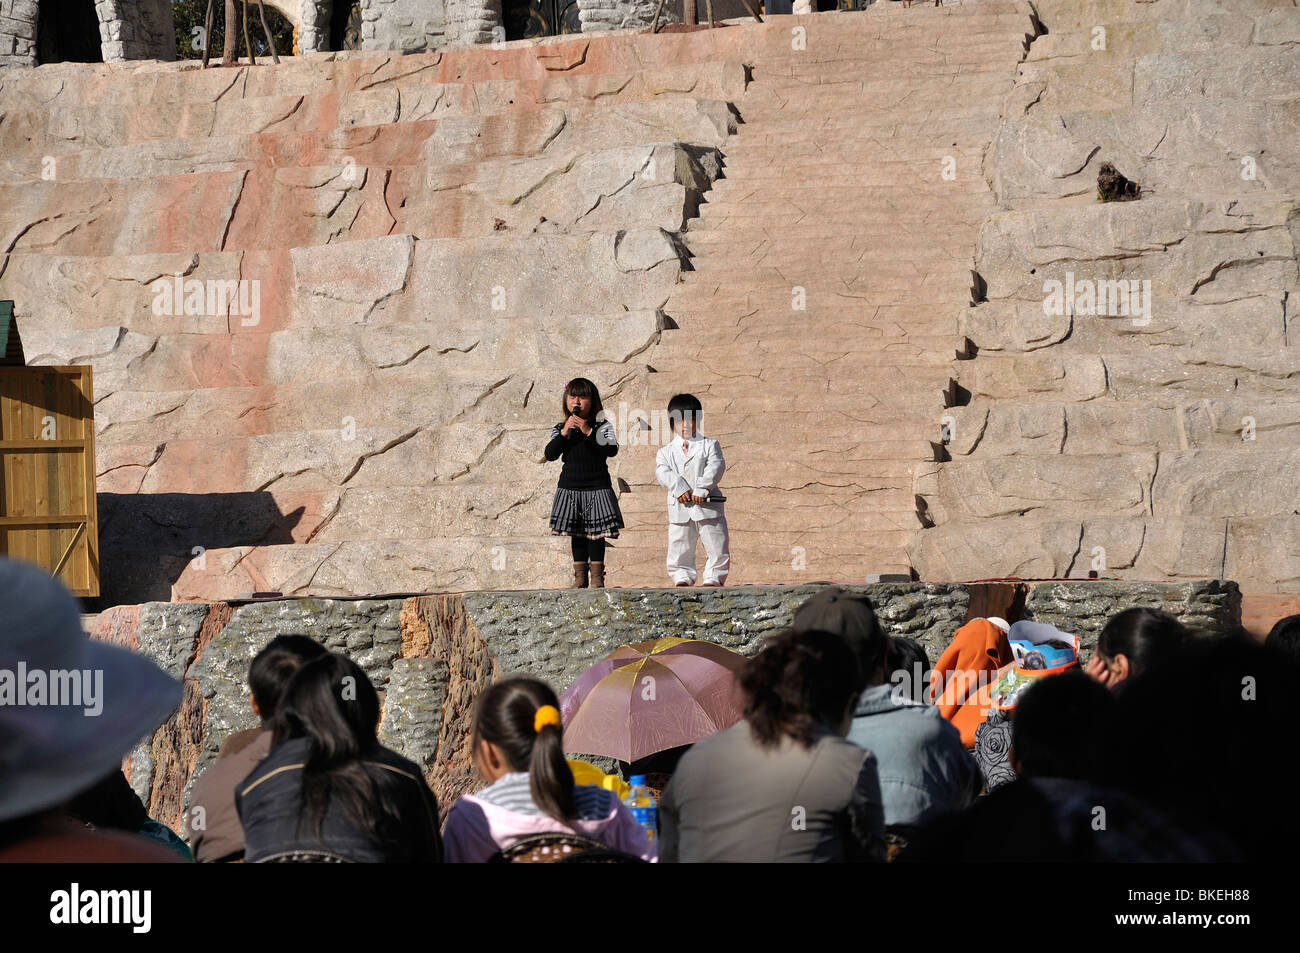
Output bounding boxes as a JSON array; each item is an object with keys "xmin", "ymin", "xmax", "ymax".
[{"xmin": 88, "ymin": 492, "xmax": 303, "ymax": 609}]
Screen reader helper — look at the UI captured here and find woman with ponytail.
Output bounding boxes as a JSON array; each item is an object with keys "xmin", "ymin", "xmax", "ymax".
[{"xmin": 442, "ymin": 677, "xmax": 656, "ymax": 862}]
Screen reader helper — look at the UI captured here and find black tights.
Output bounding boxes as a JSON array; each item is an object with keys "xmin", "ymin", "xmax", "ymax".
[{"xmin": 571, "ymin": 537, "xmax": 606, "ymax": 563}]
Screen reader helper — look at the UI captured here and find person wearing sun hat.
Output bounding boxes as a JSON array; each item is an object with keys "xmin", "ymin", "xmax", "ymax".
[
  {"xmin": 790, "ymin": 587, "xmax": 979, "ymax": 833},
  {"xmin": 0, "ymin": 557, "xmax": 183, "ymax": 861}
]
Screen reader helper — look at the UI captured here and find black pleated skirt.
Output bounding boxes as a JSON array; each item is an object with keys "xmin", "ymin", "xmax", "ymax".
[{"xmin": 550, "ymin": 486, "xmax": 624, "ymax": 539}]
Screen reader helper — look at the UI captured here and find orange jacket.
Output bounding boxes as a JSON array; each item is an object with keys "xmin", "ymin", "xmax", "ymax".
[{"xmin": 930, "ymin": 619, "xmax": 1014, "ymax": 747}]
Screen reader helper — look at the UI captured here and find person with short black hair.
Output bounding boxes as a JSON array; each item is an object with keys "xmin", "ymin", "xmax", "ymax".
[
  {"xmin": 1100, "ymin": 631, "xmax": 1300, "ymax": 862},
  {"xmin": 249, "ymin": 635, "xmax": 329, "ymax": 724},
  {"xmin": 900, "ymin": 668, "xmax": 1228, "ymax": 863},
  {"xmin": 66, "ymin": 770, "xmax": 193, "ymax": 861},
  {"xmin": 1010, "ymin": 672, "xmax": 1116, "ymax": 781},
  {"xmin": 654, "ymin": 393, "xmax": 729, "ymax": 587},
  {"xmin": 187, "ymin": 634, "xmax": 327, "ymax": 862},
  {"xmin": 887, "ymin": 636, "xmax": 932, "ymax": 705},
  {"xmin": 658, "ymin": 628, "xmax": 885, "ymax": 862},
  {"xmin": 1084, "ymin": 607, "xmax": 1189, "ymax": 690},
  {"xmin": 236, "ymin": 652, "xmax": 442, "ymax": 862}
]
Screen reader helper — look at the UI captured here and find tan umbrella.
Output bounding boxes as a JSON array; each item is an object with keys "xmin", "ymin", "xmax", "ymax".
[{"xmin": 560, "ymin": 637, "xmax": 747, "ymax": 763}]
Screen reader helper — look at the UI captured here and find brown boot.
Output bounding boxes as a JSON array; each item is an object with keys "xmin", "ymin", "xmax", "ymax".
[
  {"xmin": 571, "ymin": 562, "xmax": 589, "ymax": 589},
  {"xmin": 589, "ymin": 561, "xmax": 605, "ymax": 588}
]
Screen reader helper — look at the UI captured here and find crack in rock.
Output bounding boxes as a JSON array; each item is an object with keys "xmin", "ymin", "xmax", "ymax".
[
  {"xmin": 340, "ymin": 427, "xmax": 424, "ymax": 485},
  {"xmin": 446, "ymin": 429, "xmax": 506, "ymax": 482},
  {"xmin": 452, "ymin": 377, "xmax": 514, "ymax": 422}
]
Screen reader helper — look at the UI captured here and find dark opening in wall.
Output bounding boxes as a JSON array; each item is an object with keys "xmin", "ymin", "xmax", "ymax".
[
  {"xmin": 330, "ymin": 1, "xmax": 363, "ymax": 51},
  {"xmin": 36, "ymin": 0, "xmax": 104, "ymax": 64},
  {"xmin": 503, "ymin": 0, "xmax": 580, "ymax": 41}
]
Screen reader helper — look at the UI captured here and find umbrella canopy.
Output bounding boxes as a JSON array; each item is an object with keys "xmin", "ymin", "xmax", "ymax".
[{"xmin": 561, "ymin": 637, "xmax": 747, "ymax": 763}]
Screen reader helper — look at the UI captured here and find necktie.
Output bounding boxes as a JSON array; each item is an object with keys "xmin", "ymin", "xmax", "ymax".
[{"xmin": 682, "ymin": 440, "xmax": 688, "ymax": 454}]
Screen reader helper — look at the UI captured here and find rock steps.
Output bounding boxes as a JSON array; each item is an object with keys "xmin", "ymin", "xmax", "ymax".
[
  {"xmin": 906, "ymin": 0, "xmax": 1300, "ymax": 591},
  {"xmin": 603, "ymin": 2, "xmax": 1034, "ymax": 586}
]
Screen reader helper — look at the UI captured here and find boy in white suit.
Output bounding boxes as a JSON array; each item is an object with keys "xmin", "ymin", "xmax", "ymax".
[{"xmin": 654, "ymin": 394, "xmax": 729, "ymax": 587}]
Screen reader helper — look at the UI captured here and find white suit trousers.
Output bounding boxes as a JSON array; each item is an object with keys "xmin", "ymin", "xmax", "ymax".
[{"xmin": 667, "ymin": 516, "xmax": 730, "ymax": 585}]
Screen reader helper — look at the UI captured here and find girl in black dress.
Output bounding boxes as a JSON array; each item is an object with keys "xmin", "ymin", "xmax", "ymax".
[{"xmin": 544, "ymin": 378, "xmax": 624, "ymax": 588}]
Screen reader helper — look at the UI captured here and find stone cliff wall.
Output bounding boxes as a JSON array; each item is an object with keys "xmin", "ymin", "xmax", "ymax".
[
  {"xmin": 911, "ymin": 0, "xmax": 1300, "ymax": 594},
  {"xmin": 87, "ymin": 579, "xmax": 1239, "ymax": 832},
  {"xmin": 1, "ymin": 5, "xmax": 1294, "ymax": 605},
  {"xmin": 0, "ymin": 30, "xmax": 744, "ymax": 605}
]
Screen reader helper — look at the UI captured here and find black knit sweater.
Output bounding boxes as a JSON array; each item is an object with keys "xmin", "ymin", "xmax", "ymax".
[{"xmin": 545, "ymin": 418, "xmax": 619, "ymax": 490}]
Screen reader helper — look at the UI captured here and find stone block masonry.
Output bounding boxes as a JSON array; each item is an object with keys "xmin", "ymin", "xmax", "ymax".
[
  {"xmin": 0, "ymin": 0, "xmax": 175, "ymax": 67},
  {"xmin": 1024, "ymin": 579, "xmax": 1242, "ymax": 658},
  {"xmin": 354, "ymin": 0, "xmax": 498, "ymax": 51},
  {"xmin": 0, "ymin": 0, "xmax": 39, "ymax": 66},
  {"xmin": 578, "ymin": 0, "xmax": 668, "ymax": 33},
  {"xmin": 87, "ymin": 578, "xmax": 1239, "ymax": 833}
]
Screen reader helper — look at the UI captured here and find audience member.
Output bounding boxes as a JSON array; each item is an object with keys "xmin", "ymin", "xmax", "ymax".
[
  {"xmin": 973, "ymin": 620, "xmax": 1079, "ymax": 792},
  {"xmin": 187, "ymin": 634, "xmax": 327, "ymax": 861},
  {"xmin": 443, "ymin": 677, "xmax": 655, "ymax": 862},
  {"xmin": 792, "ymin": 588, "xmax": 978, "ymax": 831},
  {"xmin": 236, "ymin": 652, "xmax": 441, "ymax": 862},
  {"xmin": 658, "ymin": 627, "xmax": 885, "ymax": 862},
  {"xmin": 1101, "ymin": 631, "xmax": 1300, "ymax": 862},
  {"xmin": 1264, "ymin": 613, "xmax": 1300, "ymax": 666},
  {"xmin": 0, "ymin": 558, "xmax": 183, "ymax": 862},
  {"xmin": 1010, "ymin": 672, "xmax": 1116, "ymax": 781},
  {"xmin": 66, "ymin": 770, "xmax": 193, "ymax": 861},
  {"xmin": 901, "ymin": 668, "xmax": 1230, "ymax": 862},
  {"xmin": 929, "ymin": 617, "xmax": 1013, "ymax": 746},
  {"xmin": 11, "ymin": 551, "xmax": 1274, "ymax": 867},
  {"xmin": 1085, "ymin": 607, "xmax": 1189, "ymax": 690},
  {"xmin": 887, "ymin": 636, "xmax": 932, "ymax": 704}
]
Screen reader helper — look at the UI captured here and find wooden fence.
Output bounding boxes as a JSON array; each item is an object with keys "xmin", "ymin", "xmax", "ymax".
[{"xmin": 0, "ymin": 365, "xmax": 100, "ymax": 597}]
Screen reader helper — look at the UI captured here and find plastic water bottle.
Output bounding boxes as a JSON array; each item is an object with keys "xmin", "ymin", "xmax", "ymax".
[{"xmin": 624, "ymin": 775, "xmax": 657, "ymax": 842}]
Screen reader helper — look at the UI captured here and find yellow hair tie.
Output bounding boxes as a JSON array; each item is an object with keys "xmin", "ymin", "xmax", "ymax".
[{"xmin": 534, "ymin": 705, "xmax": 561, "ymax": 734}]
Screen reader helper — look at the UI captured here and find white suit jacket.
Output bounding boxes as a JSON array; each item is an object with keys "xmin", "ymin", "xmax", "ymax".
[{"xmin": 655, "ymin": 435, "xmax": 726, "ymax": 523}]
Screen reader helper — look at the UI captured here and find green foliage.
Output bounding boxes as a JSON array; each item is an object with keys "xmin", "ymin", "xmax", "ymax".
[{"xmin": 171, "ymin": 0, "xmax": 295, "ymax": 60}]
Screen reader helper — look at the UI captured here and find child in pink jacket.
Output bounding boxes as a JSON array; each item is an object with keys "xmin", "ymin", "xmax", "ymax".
[{"xmin": 442, "ymin": 677, "xmax": 656, "ymax": 862}]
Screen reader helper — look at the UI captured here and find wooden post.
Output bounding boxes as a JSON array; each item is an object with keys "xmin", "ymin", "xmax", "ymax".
[
  {"xmin": 682, "ymin": 0, "xmax": 696, "ymax": 26},
  {"xmin": 201, "ymin": 0, "xmax": 215, "ymax": 67},
  {"xmin": 257, "ymin": 0, "xmax": 279, "ymax": 63},
  {"xmin": 650, "ymin": 0, "xmax": 665, "ymax": 33},
  {"xmin": 242, "ymin": 0, "xmax": 257, "ymax": 65},
  {"xmin": 705, "ymin": 0, "xmax": 715, "ymax": 27},
  {"xmin": 735, "ymin": 0, "xmax": 763, "ymax": 22}
]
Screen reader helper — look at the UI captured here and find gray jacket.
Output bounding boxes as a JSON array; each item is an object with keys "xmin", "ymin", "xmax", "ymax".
[
  {"xmin": 847, "ymin": 684, "xmax": 980, "ymax": 829},
  {"xmin": 659, "ymin": 720, "xmax": 885, "ymax": 862}
]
